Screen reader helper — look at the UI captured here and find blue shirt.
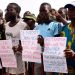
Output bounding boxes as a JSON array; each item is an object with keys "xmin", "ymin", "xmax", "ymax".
[{"xmin": 34, "ymin": 22, "xmax": 61, "ymax": 37}]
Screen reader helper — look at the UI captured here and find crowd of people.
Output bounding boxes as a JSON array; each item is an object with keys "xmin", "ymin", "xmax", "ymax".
[{"xmin": 0, "ymin": 1, "xmax": 75, "ymax": 75}]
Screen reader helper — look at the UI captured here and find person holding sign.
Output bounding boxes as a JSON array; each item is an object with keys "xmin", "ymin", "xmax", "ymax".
[
  {"xmin": 23, "ymin": 12, "xmax": 36, "ymax": 75},
  {"xmin": 0, "ymin": 9, "xmax": 6, "ymax": 75},
  {"xmin": 55, "ymin": 1, "xmax": 75, "ymax": 75},
  {"xmin": 34, "ymin": 2, "xmax": 68, "ymax": 75},
  {"xmin": 34, "ymin": 2, "xmax": 64, "ymax": 75},
  {"xmin": 5, "ymin": 3, "xmax": 29, "ymax": 75},
  {"xmin": 23, "ymin": 11, "xmax": 36, "ymax": 30}
]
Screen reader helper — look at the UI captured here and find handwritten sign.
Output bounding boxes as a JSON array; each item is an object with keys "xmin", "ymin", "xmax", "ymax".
[
  {"xmin": 20, "ymin": 30, "xmax": 41, "ymax": 63},
  {"xmin": 43, "ymin": 53, "xmax": 68, "ymax": 73},
  {"xmin": 44, "ymin": 37, "xmax": 67, "ymax": 56},
  {"xmin": 12, "ymin": 38, "xmax": 19, "ymax": 47},
  {"xmin": 0, "ymin": 40, "xmax": 17, "ymax": 68},
  {"xmin": 43, "ymin": 37, "xmax": 68, "ymax": 73}
]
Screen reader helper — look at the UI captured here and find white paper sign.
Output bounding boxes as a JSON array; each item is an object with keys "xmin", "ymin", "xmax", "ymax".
[
  {"xmin": 43, "ymin": 53, "xmax": 68, "ymax": 73},
  {"xmin": 12, "ymin": 38, "xmax": 19, "ymax": 47},
  {"xmin": 0, "ymin": 40, "xmax": 17, "ymax": 68},
  {"xmin": 44, "ymin": 37, "xmax": 67, "ymax": 56},
  {"xmin": 43, "ymin": 37, "xmax": 68, "ymax": 73},
  {"xmin": 20, "ymin": 30, "xmax": 41, "ymax": 63}
]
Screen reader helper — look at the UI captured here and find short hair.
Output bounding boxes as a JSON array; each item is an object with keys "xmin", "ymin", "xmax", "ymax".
[
  {"xmin": 37, "ymin": 12, "xmax": 50, "ymax": 24},
  {"xmin": 39, "ymin": 2, "xmax": 51, "ymax": 12},
  {"xmin": 6, "ymin": 3, "xmax": 21, "ymax": 14}
]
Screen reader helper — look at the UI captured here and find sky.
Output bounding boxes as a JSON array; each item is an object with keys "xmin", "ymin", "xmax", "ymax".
[{"xmin": 0, "ymin": 0, "xmax": 74, "ymax": 17}]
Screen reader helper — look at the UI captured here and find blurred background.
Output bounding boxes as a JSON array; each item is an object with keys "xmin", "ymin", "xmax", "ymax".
[{"xmin": 0, "ymin": 0, "xmax": 74, "ymax": 17}]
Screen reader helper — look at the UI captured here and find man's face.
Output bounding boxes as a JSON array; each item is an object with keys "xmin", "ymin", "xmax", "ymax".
[
  {"xmin": 44, "ymin": 5, "xmax": 51, "ymax": 13},
  {"xmin": 68, "ymin": 7, "xmax": 75, "ymax": 20},
  {"xmin": 23, "ymin": 19, "xmax": 35, "ymax": 30},
  {"xmin": 40, "ymin": 5, "xmax": 51, "ymax": 13},
  {"xmin": 5, "ymin": 5, "xmax": 18, "ymax": 21}
]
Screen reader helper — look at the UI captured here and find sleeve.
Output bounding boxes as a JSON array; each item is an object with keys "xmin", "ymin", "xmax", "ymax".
[
  {"xmin": 53, "ymin": 23, "xmax": 59, "ymax": 36},
  {"xmin": 54, "ymin": 22, "xmax": 68, "ymax": 37}
]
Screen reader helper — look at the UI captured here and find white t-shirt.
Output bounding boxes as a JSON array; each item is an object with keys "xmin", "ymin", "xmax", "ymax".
[
  {"xmin": 5, "ymin": 19, "xmax": 28, "ymax": 74},
  {"xmin": 5, "ymin": 19, "xmax": 28, "ymax": 46}
]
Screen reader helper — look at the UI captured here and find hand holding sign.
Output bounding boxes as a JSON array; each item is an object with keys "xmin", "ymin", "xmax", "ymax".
[
  {"xmin": 43, "ymin": 37, "xmax": 68, "ymax": 73},
  {"xmin": 37, "ymin": 35, "xmax": 44, "ymax": 47},
  {"xmin": 64, "ymin": 49, "xmax": 75, "ymax": 59}
]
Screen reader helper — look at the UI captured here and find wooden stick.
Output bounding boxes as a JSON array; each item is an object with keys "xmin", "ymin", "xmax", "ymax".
[
  {"xmin": 23, "ymin": 62, "xmax": 25, "ymax": 75},
  {"xmin": 25, "ymin": 62, "xmax": 28, "ymax": 75},
  {"xmin": 41, "ymin": 53, "xmax": 46, "ymax": 75},
  {"xmin": 31, "ymin": 62, "xmax": 34, "ymax": 75},
  {"xmin": 16, "ymin": 68, "xmax": 18, "ymax": 75}
]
